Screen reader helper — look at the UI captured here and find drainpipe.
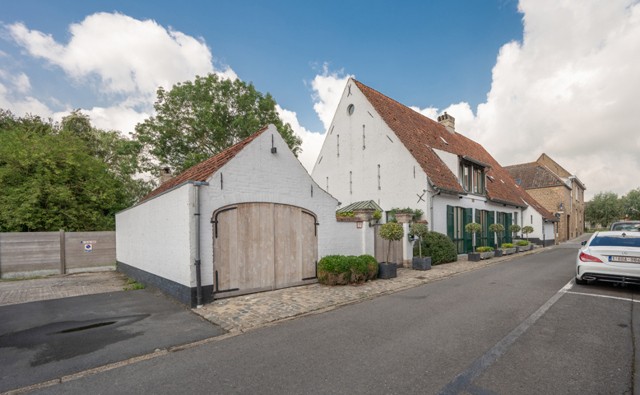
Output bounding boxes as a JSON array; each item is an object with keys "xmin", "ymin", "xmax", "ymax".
[{"xmin": 193, "ymin": 181, "xmax": 207, "ymax": 308}]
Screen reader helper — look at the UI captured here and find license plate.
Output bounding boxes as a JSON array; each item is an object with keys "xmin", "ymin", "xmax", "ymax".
[{"xmin": 610, "ymin": 256, "xmax": 640, "ymax": 263}]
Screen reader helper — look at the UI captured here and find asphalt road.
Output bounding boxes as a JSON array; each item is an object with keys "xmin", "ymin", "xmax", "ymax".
[
  {"xmin": 26, "ymin": 241, "xmax": 640, "ymax": 394},
  {"xmin": 0, "ymin": 289, "xmax": 225, "ymax": 393}
]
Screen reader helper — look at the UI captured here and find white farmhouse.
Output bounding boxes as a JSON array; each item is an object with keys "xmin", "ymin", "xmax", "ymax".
[
  {"xmin": 312, "ymin": 79, "xmax": 556, "ymax": 253},
  {"xmin": 116, "ymin": 125, "xmax": 344, "ymax": 307}
]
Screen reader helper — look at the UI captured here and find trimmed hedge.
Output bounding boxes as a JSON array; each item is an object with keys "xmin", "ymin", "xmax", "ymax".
[
  {"xmin": 413, "ymin": 231, "xmax": 457, "ymax": 265},
  {"xmin": 515, "ymin": 240, "xmax": 529, "ymax": 246},
  {"xmin": 477, "ymin": 246, "xmax": 494, "ymax": 252},
  {"xmin": 318, "ymin": 254, "xmax": 379, "ymax": 285}
]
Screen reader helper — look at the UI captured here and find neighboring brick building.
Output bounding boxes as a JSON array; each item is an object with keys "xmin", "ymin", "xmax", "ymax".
[{"xmin": 505, "ymin": 154, "xmax": 586, "ymax": 242}]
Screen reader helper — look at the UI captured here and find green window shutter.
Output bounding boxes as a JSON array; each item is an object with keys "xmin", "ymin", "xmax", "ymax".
[
  {"xmin": 447, "ymin": 205, "xmax": 454, "ymax": 239},
  {"xmin": 463, "ymin": 208, "xmax": 473, "ymax": 253},
  {"xmin": 487, "ymin": 211, "xmax": 495, "ymax": 248}
]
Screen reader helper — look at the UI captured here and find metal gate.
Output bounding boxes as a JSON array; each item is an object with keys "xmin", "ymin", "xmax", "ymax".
[{"xmin": 212, "ymin": 203, "xmax": 318, "ymax": 298}]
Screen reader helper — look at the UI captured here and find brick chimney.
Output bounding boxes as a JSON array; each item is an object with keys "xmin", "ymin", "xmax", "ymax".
[
  {"xmin": 159, "ymin": 166, "xmax": 172, "ymax": 184},
  {"xmin": 437, "ymin": 112, "xmax": 455, "ymax": 133}
]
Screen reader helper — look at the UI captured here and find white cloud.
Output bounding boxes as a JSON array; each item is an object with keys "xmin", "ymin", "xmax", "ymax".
[
  {"xmin": 276, "ymin": 105, "xmax": 325, "ymax": 172},
  {"xmin": 311, "ymin": 64, "xmax": 352, "ymax": 131},
  {"xmin": 416, "ymin": 0, "xmax": 640, "ymax": 200},
  {"xmin": 0, "ymin": 73, "xmax": 52, "ymax": 117},
  {"xmin": 8, "ymin": 13, "xmax": 217, "ymax": 98},
  {"xmin": 5, "ymin": 12, "xmax": 236, "ymax": 137}
]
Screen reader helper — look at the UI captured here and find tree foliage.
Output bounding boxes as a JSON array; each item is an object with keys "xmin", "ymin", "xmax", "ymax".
[
  {"xmin": 0, "ymin": 110, "xmax": 150, "ymax": 232},
  {"xmin": 585, "ymin": 192, "xmax": 622, "ymax": 228},
  {"xmin": 621, "ymin": 188, "xmax": 640, "ymax": 220},
  {"xmin": 134, "ymin": 73, "xmax": 302, "ymax": 174}
]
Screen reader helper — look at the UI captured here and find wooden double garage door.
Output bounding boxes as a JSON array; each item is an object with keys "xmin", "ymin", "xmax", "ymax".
[{"xmin": 213, "ymin": 203, "xmax": 318, "ymax": 298}]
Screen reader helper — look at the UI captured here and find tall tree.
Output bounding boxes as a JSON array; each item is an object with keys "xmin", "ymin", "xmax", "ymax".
[
  {"xmin": 621, "ymin": 188, "xmax": 640, "ymax": 220},
  {"xmin": 0, "ymin": 110, "xmax": 150, "ymax": 231},
  {"xmin": 134, "ymin": 73, "xmax": 302, "ymax": 174},
  {"xmin": 585, "ymin": 192, "xmax": 622, "ymax": 228}
]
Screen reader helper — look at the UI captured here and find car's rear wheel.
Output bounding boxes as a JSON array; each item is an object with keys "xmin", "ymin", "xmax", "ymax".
[{"xmin": 575, "ymin": 276, "xmax": 587, "ymax": 285}]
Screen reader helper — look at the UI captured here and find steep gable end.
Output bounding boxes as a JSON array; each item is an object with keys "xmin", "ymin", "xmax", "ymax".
[{"xmin": 141, "ymin": 126, "xmax": 269, "ymax": 202}]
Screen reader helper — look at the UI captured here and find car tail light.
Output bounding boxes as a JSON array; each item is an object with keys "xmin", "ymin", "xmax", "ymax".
[{"xmin": 579, "ymin": 252, "xmax": 603, "ymax": 263}]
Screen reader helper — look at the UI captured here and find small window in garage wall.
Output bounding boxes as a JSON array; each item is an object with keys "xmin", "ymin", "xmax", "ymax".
[
  {"xmin": 377, "ymin": 164, "xmax": 381, "ymax": 190},
  {"xmin": 337, "ymin": 134, "xmax": 340, "ymax": 157}
]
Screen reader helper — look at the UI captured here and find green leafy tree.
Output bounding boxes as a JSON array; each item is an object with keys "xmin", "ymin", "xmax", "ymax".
[
  {"xmin": 134, "ymin": 73, "xmax": 302, "ymax": 174},
  {"xmin": 621, "ymin": 188, "xmax": 640, "ymax": 220},
  {"xmin": 585, "ymin": 192, "xmax": 622, "ymax": 228},
  {"xmin": 0, "ymin": 110, "xmax": 149, "ymax": 231}
]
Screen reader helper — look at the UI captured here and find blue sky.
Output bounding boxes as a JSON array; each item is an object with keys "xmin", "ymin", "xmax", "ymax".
[
  {"xmin": 1, "ymin": 1, "xmax": 640, "ymax": 199},
  {"xmin": 1, "ymin": 0, "xmax": 522, "ymax": 131}
]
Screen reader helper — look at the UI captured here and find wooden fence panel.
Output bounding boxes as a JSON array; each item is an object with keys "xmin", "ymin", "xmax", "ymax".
[
  {"xmin": 374, "ymin": 225, "xmax": 403, "ymax": 265},
  {"xmin": 0, "ymin": 231, "xmax": 115, "ymax": 278}
]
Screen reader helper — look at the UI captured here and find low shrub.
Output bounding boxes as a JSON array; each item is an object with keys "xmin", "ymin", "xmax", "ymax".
[
  {"xmin": 414, "ymin": 231, "xmax": 457, "ymax": 265},
  {"xmin": 515, "ymin": 240, "xmax": 529, "ymax": 246},
  {"xmin": 501, "ymin": 243, "xmax": 514, "ymax": 248},
  {"xmin": 318, "ymin": 254, "xmax": 378, "ymax": 285},
  {"xmin": 476, "ymin": 246, "xmax": 494, "ymax": 252}
]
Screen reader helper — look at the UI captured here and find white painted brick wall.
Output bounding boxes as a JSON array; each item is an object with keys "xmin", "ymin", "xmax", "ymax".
[
  {"xmin": 311, "ymin": 80, "xmax": 431, "ymax": 218},
  {"xmin": 116, "ymin": 184, "xmax": 194, "ymax": 286}
]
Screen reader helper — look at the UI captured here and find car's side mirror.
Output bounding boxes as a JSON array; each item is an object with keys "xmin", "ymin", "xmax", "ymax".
[{"xmin": 581, "ymin": 241, "xmax": 586, "ymax": 246}]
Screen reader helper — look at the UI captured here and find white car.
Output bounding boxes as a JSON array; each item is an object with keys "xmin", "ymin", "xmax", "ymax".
[{"xmin": 576, "ymin": 231, "xmax": 640, "ymax": 285}]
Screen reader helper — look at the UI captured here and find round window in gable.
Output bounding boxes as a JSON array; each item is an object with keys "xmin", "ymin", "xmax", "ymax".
[{"xmin": 347, "ymin": 104, "xmax": 355, "ymax": 115}]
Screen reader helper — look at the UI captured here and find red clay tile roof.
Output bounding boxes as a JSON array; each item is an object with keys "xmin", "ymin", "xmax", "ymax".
[
  {"xmin": 140, "ymin": 126, "xmax": 269, "ymax": 202},
  {"xmin": 353, "ymin": 79, "xmax": 556, "ymax": 221},
  {"xmin": 504, "ymin": 162, "xmax": 567, "ymax": 189}
]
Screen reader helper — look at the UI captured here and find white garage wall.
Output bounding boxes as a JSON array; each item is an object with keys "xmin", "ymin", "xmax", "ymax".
[
  {"xmin": 197, "ymin": 126, "xmax": 345, "ymax": 288},
  {"xmin": 116, "ymin": 183, "xmax": 194, "ymax": 286}
]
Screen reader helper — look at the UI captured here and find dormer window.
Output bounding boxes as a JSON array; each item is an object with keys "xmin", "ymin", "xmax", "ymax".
[{"xmin": 459, "ymin": 158, "xmax": 486, "ymax": 195}]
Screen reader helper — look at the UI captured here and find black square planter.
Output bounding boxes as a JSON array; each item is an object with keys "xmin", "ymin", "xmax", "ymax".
[
  {"xmin": 378, "ymin": 262, "xmax": 398, "ymax": 279},
  {"xmin": 468, "ymin": 252, "xmax": 481, "ymax": 262},
  {"xmin": 412, "ymin": 257, "xmax": 432, "ymax": 270},
  {"xmin": 494, "ymin": 249, "xmax": 503, "ymax": 257}
]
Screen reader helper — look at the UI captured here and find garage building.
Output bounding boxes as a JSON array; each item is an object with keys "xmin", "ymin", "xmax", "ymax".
[{"xmin": 116, "ymin": 125, "xmax": 341, "ymax": 307}]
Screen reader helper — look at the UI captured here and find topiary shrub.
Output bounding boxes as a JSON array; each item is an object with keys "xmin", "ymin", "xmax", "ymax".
[
  {"xmin": 359, "ymin": 254, "xmax": 379, "ymax": 281},
  {"xmin": 317, "ymin": 255, "xmax": 378, "ymax": 285},
  {"xmin": 414, "ymin": 231, "xmax": 457, "ymax": 265}
]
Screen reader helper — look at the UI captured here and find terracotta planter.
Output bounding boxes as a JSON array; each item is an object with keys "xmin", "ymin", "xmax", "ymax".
[{"xmin": 395, "ymin": 213, "xmax": 413, "ymax": 223}]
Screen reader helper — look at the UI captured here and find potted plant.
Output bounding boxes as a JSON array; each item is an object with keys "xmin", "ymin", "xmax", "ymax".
[
  {"xmin": 410, "ymin": 223, "xmax": 431, "ymax": 270},
  {"xmin": 501, "ymin": 242, "xmax": 516, "ymax": 255},
  {"xmin": 465, "ymin": 222, "xmax": 482, "ymax": 261},
  {"xmin": 393, "ymin": 208, "xmax": 414, "ymax": 223},
  {"xmin": 509, "ymin": 224, "xmax": 521, "ymax": 241},
  {"xmin": 378, "ymin": 222, "xmax": 404, "ymax": 279},
  {"xmin": 488, "ymin": 223, "xmax": 504, "ymax": 257},
  {"xmin": 522, "ymin": 226, "xmax": 534, "ymax": 241},
  {"xmin": 515, "ymin": 240, "xmax": 530, "ymax": 252},
  {"xmin": 476, "ymin": 246, "xmax": 495, "ymax": 260}
]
